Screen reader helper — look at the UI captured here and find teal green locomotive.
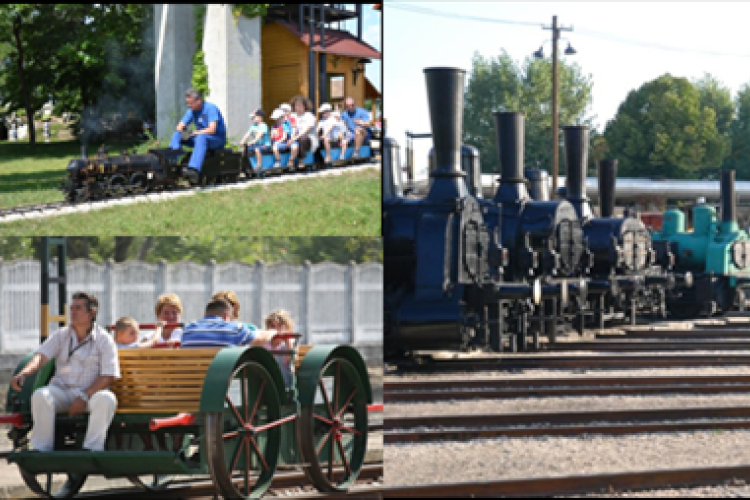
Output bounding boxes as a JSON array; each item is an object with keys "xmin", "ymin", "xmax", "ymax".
[{"xmin": 651, "ymin": 170, "xmax": 750, "ymax": 316}]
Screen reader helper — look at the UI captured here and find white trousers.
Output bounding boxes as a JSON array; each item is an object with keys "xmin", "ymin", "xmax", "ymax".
[{"xmin": 29, "ymin": 385, "xmax": 117, "ymax": 451}]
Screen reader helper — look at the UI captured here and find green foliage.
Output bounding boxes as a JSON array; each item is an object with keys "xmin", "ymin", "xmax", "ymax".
[
  {"xmin": 463, "ymin": 50, "xmax": 594, "ymax": 173},
  {"xmin": 0, "ymin": 237, "xmax": 382, "ymax": 264},
  {"xmin": 604, "ymin": 74, "xmax": 728, "ymax": 179},
  {"xmin": 723, "ymin": 83, "xmax": 750, "ymax": 178},
  {"xmin": 191, "ymin": 5, "xmax": 209, "ymax": 98},
  {"xmin": 231, "ymin": 4, "xmax": 271, "ymax": 24}
]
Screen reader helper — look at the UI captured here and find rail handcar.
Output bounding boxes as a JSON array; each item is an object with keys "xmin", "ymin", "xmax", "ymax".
[{"xmin": 1, "ymin": 338, "xmax": 373, "ymax": 499}]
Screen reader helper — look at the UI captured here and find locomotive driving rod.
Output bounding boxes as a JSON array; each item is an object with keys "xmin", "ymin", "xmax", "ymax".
[
  {"xmin": 490, "ymin": 279, "xmax": 543, "ymax": 306},
  {"xmin": 541, "ymin": 278, "xmax": 588, "ymax": 308},
  {"xmin": 645, "ymin": 272, "xmax": 694, "ymax": 291}
]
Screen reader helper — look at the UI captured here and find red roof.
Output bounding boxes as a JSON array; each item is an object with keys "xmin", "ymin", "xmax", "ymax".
[{"xmin": 276, "ymin": 21, "xmax": 381, "ymax": 60}]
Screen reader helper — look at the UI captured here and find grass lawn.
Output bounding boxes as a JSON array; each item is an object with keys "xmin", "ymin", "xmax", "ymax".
[
  {"xmin": 0, "ymin": 138, "xmax": 143, "ymax": 209},
  {"xmin": 0, "ymin": 168, "xmax": 381, "ymax": 236}
]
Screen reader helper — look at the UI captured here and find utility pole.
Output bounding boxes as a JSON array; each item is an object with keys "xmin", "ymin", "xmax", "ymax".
[{"xmin": 542, "ymin": 15, "xmax": 573, "ymax": 198}]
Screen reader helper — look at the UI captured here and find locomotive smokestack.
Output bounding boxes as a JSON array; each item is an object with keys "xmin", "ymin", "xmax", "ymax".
[
  {"xmin": 493, "ymin": 112, "xmax": 530, "ymax": 204},
  {"xmin": 563, "ymin": 125, "xmax": 592, "ymax": 219},
  {"xmin": 524, "ymin": 167, "xmax": 549, "ymax": 201},
  {"xmin": 383, "ymin": 137, "xmax": 403, "ymax": 200},
  {"xmin": 424, "ymin": 67, "xmax": 468, "ymax": 200},
  {"xmin": 598, "ymin": 159, "xmax": 618, "ymax": 218},
  {"xmin": 721, "ymin": 169, "xmax": 738, "ymax": 231}
]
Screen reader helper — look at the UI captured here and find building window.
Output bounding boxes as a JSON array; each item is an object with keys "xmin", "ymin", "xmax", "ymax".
[{"xmin": 329, "ymin": 73, "xmax": 346, "ymax": 108}]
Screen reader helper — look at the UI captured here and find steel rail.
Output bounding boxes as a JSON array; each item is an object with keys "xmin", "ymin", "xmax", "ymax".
[
  {"xmin": 385, "ymin": 406, "xmax": 750, "ymax": 430},
  {"xmin": 385, "ymin": 419, "xmax": 750, "ymax": 444},
  {"xmin": 385, "ymin": 374, "xmax": 750, "ymax": 391},
  {"xmin": 391, "ymin": 354, "xmax": 750, "ymax": 372},
  {"xmin": 71, "ymin": 464, "xmax": 384, "ymax": 499},
  {"xmin": 385, "ymin": 383, "xmax": 750, "ymax": 402},
  {"xmin": 383, "ymin": 465, "xmax": 750, "ymax": 498},
  {"xmin": 547, "ymin": 341, "xmax": 750, "ymax": 351}
]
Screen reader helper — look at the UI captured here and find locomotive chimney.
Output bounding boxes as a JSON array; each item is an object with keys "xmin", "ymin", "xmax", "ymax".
[
  {"xmin": 563, "ymin": 125, "xmax": 592, "ymax": 219},
  {"xmin": 424, "ymin": 67, "xmax": 468, "ymax": 200},
  {"xmin": 524, "ymin": 167, "xmax": 549, "ymax": 201},
  {"xmin": 493, "ymin": 112, "xmax": 530, "ymax": 204},
  {"xmin": 598, "ymin": 159, "xmax": 618, "ymax": 218},
  {"xmin": 383, "ymin": 137, "xmax": 404, "ymax": 200},
  {"xmin": 720, "ymin": 169, "xmax": 738, "ymax": 232}
]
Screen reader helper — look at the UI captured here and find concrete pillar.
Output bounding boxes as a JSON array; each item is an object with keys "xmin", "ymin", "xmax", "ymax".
[
  {"xmin": 203, "ymin": 4, "xmax": 262, "ymax": 144},
  {"xmin": 154, "ymin": 4, "xmax": 197, "ymax": 140}
]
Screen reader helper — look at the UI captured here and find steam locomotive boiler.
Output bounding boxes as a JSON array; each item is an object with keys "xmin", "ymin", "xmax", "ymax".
[
  {"xmin": 384, "ymin": 67, "xmax": 541, "ymax": 358},
  {"xmin": 559, "ymin": 127, "xmax": 689, "ymax": 327},
  {"xmin": 652, "ymin": 169, "xmax": 750, "ymax": 316},
  {"xmin": 476, "ymin": 112, "xmax": 588, "ymax": 344}
]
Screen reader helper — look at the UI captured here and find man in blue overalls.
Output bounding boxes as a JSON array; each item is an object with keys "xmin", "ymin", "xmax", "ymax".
[{"xmin": 169, "ymin": 88, "xmax": 227, "ymax": 183}]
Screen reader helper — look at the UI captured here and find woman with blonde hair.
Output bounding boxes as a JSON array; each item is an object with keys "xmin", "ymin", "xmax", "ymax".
[{"xmin": 153, "ymin": 293, "xmax": 184, "ymax": 346}]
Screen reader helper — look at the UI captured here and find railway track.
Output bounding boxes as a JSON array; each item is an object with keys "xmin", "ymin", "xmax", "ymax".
[
  {"xmin": 71, "ymin": 465, "xmax": 384, "ymax": 499},
  {"xmin": 386, "ymin": 318, "xmax": 750, "ymax": 496},
  {"xmin": 0, "ymin": 162, "xmax": 380, "ymax": 224},
  {"xmin": 383, "ymin": 465, "xmax": 750, "ymax": 497},
  {"xmin": 384, "ymin": 374, "xmax": 750, "ymax": 402}
]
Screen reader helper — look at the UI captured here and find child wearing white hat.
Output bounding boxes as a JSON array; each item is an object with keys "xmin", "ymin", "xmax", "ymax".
[{"xmin": 318, "ymin": 104, "xmax": 349, "ymax": 163}]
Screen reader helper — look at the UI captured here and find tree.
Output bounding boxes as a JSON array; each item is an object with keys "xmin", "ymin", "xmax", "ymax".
[
  {"xmin": 463, "ymin": 50, "xmax": 594, "ymax": 174},
  {"xmin": 724, "ymin": 83, "xmax": 750, "ymax": 178},
  {"xmin": 604, "ymin": 74, "xmax": 727, "ymax": 179},
  {"xmin": 0, "ymin": 4, "xmax": 59, "ymax": 146},
  {"xmin": 694, "ymin": 73, "xmax": 733, "ymax": 169}
]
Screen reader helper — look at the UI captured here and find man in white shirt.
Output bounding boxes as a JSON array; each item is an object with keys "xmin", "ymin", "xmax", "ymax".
[{"xmin": 11, "ymin": 292, "xmax": 119, "ymax": 452}]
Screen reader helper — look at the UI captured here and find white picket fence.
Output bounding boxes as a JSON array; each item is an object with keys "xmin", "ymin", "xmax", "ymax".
[{"xmin": 0, "ymin": 259, "xmax": 383, "ymax": 354}]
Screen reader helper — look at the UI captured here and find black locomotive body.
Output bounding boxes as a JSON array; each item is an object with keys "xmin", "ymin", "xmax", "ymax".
[
  {"xmin": 61, "ymin": 145, "xmax": 248, "ymax": 202},
  {"xmin": 384, "ymin": 67, "xmax": 540, "ymax": 358},
  {"xmin": 477, "ymin": 112, "xmax": 588, "ymax": 344},
  {"xmin": 557, "ymin": 127, "xmax": 690, "ymax": 327}
]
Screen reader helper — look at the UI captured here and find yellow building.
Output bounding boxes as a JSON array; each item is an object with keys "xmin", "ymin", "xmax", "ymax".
[{"xmin": 261, "ymin": 5, "xmax": 381, "ymax": 114}]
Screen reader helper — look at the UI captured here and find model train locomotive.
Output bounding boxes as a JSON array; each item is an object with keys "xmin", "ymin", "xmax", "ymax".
[{"xmin": 61, "ymin": 133, "xmax": 373, "ymax": 203}]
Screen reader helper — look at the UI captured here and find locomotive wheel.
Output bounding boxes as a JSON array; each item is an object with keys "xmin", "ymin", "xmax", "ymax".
[
  {"xmin": 18, "ymin": 469, "xmax": 87, "ymax": 499},
  {"xmin": 297, "ymin": 357, "xmax": 368, "ymax": 492},
  {"xmin": 205, "ymin": 360, "xmax": 283, "ymax": 499}
]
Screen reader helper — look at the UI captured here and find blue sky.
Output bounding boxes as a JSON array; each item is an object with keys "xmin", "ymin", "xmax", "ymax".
[{"xmin": 386, "ymin": 1, "xmax": 750, "ymax": 174}]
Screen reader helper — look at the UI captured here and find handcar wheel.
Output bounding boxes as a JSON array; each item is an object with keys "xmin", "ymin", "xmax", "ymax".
[
  {"xmin": 205, "ymin": 360, "xmax": 284, "ymax": 499},
  {"xmin": 18, "ymin": 469, "xmax": 87, "ymax": 499},
  {"xmin": 297, "ymin": 357, "xmax": 368, "ymax": 492}
]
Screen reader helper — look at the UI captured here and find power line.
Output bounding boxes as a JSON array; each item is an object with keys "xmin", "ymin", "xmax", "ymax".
[
  {"xmin": 388, "ymin": 2, "xmax": 750, "ymax": 59},
  {"xmin": 387, "ymin": 2, "xmax": 540, "ymax": 27}
]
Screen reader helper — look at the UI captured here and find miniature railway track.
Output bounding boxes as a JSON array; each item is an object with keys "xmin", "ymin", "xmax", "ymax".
[
  {"xmin": 384, "ymin": 374, "xmax": 750, "ymax": 402},
  {"xmin": 383, "ymin": 465, "xmax": 750, "ymax": 498},
  {"xmin": 0, "ymin": 161, "xmax": 380, "ymax": 224}
]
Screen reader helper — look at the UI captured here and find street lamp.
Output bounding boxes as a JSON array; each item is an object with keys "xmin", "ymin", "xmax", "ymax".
[{"xmin": 534, "ymin": 15, "xmax": 575, "ymax": 199}]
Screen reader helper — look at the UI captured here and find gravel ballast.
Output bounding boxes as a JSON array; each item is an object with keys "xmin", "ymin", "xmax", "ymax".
[{"xmin": 384, "ymin": 430, "xmax": 750, "ymax": 486}]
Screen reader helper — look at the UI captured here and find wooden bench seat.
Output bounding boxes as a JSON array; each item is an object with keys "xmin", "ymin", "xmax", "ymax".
[{"xmin": 111, "ymin": 348, "xmax": 219, "ymax": 414}]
